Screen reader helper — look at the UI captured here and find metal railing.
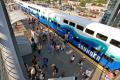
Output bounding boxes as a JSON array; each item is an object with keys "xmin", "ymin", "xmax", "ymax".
[
  {"xmin": 0, "ymin": 45, "xmax": 9, "ymax": 80},
  {"xmin": 0, "ymin": 43, "xmax": 18, "ymax": 80}
]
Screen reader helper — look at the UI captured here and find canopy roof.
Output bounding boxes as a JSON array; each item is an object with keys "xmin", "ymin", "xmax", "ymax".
[{"xmin": 9, "ymin": 10, "xmax": 27, "ymax": 24}]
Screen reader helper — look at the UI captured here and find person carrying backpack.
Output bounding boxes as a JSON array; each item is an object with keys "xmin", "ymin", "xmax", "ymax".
[{"xmin": 30, "ymin": 66, "xmax": 37, "ymax": 80}]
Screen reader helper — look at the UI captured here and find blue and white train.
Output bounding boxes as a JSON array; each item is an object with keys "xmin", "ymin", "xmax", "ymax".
[{"xmin": 15, "ymin": 0, "xmax": 120, "ymax": 71}]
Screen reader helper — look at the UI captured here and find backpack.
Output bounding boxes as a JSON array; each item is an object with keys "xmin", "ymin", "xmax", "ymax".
[
  {"xmin": 55, "ymin": 67, "xmax": 58, "ymax": 73},
  {"xmin": 31, "ymin": 67, "xmax": 36, "ymax": 75}
]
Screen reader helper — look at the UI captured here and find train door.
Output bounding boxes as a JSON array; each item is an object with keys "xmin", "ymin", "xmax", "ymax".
[
  {"xmin": 35, "ymin": 13, "xmax": 39, "ymax": 20},
  {"xmin": 100, "ymin": 54, "xmax": 113, "ymax": 71},
  {"xmin": 49, "ymin": 20, "xmax": 55, "ymax": 29},
  {"xmin": 72, "ymin": 37, "xmax": 81, "ymax": 47},
  {"xmin": 26, "ymin": 8, "xmax": 29, "ymax": 14},
  {"xmin": 40, "ymin": 16, "xmax": 47, "ymax": 25},
  {"xmin": 56, "ymin": 23, "xmax": 64, "ymax": 37},
  {"xmin": 52, "ymin": 21, "xmax": 57, "ymax": 30}
]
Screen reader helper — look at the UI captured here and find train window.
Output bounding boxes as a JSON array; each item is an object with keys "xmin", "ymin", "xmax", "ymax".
[
  {"xmin": 103, "ymin": 55, "xmax": 113, "ymax": 62},
  {"xmin": 43, "ymin": 16, "xmax": 45, "ymax": 19},
  {"xmin": 69, "ymin": 22, "xmax": 75, "ymax": 27},
  {"xmin": 74, "ymin": 37, "xmax": 80, "ymax": 42},
  {"xmin": 54, "ymin": 22, "xmax": 57, "ymax": 25},
  {"xmin": 41, "ymin": 16, "xmax": 45, "ymax": 19},
  {"xmin": 63, "ymin": 19, "xmax": 68, "ymax": 24},
  {"xmin": 39, "ymin": 10, "xmax": 40, "ymax": 12},
  {"xmin": 110, "ymin": 39, "xmax": 120, "ymax": 48},
  {"xmin": 96, "ymin": 33, "xmax": 108, "ymax": 41},
  {"xmin": 45, "ymin": 17, "xmax": 47, "ymax": 20},
  {"xmin": 48, "ymin": 18, "xmax": 51, "ymax": 21},
  {"xmin": 58, "ymin": 24, "xmax": 60, "ymax": 27},
  {"xmin": 85, "ymin": 28, "xmax": 94, "ymax": 35},
  {"xmin": 91, "ymin": 47, "xmax": 99, "ymax": 54},
  {"xmin": 77, "ymin": 25, "xmax": 84, "ymax": 31},
  {"xmin": 51, "ymin": 20, "xmax": 53, "ymax": 23}
]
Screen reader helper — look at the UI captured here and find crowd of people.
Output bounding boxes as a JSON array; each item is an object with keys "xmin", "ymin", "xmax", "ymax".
[{"xmin": 24, "ymin": 17, "xmax": 94, "ymax": 80}]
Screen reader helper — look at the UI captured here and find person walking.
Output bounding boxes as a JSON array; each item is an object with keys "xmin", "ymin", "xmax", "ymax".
[
  {"xmin": 60, "ymin": 69, "xmax": 65, "ymax": 77},
  {"xmin": 42, "ymin": 57, "xmax": 48, "ymax": 69},
  {"xmin": 81, "ymin": 69, "xmax": 93, "ymax": 80},
  {"xmin": 31, "ymin": 37, "xmax": 37, "ymax": 51},
  {"xmin": 53, "ymin": 66, "xmax": 58, "ymax": 77},
  {"xmin": 55, "ymin": 43, "xmax": 61, "ymax": 52},
  {"xmin": 51, "ymin": 64, "xmax": 59, "ymax": 77},
  {"xmin": 37, "ymin": 43, "xmax": 42, "ymax": 54},
  {"xmin": 39, "ymin": 71, "xmax": 45, "ymax": 80},
  {"xmin": 64, "ymin": 33, "xmax": 68, "ymax": 43},
  {"xmin": 30, "ymin": 65, "xmax": 37, "ymax": 80},
  {"xmin": 70, "ymin": 55, "xmax": 75, "ymax": 63},
  {"xmin": 60, "ymin": 42, "xmax": 65, "ymax": 51},
  {"xmin": 51, "ymin": 40, "xmax": 56, "ymax": 49},
  {"xmin": 32, "ymin": 55, "xmax": 37, "ymax": 65},
  {"xmin": 78, "ymin": 56, "xmax": 85, "ymax": 67},
  {"xmin": 28, "ymin": 17, "xmax": 31, "ymax": 24},
  {"xmin": 64, "ymin": 32, "xmax": 70, "ymax": 43}
]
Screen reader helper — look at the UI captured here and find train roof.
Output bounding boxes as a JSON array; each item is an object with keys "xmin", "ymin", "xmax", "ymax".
[
  {"xmin": 87, "ymin": 23, "xmax": 120, "ymax": 41},
  {"xmin": 20, "ymin": 1, "xmax": 93, "ymax": 27},
  {"xmin": 45, "ymin": 7, "xmax": 94, "ymax": 27},
  {"xmin": 61, "ymin": 13, "xmax": 94, "ymax": 27}
]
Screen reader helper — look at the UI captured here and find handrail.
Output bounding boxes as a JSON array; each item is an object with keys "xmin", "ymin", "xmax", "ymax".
[
  {"xmin": 0, "ymin": 49, "xmax": 9, "ymax": 80},
  {"xmin": 0, "ymin": 43, "xmax": 19, "ymax": 80}
]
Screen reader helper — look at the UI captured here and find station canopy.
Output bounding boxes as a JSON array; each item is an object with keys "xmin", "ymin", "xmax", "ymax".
[{"xmin": 9, "ymin": 10, "xmax": 27, "ymax": 24}]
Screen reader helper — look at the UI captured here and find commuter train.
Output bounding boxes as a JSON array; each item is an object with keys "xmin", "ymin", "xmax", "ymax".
[{"xmin": 15, "ymin": 0, "xmax": 120, "ymax": 71}]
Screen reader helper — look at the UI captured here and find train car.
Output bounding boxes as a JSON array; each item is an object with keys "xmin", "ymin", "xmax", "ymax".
[
  {"xmin": 57, "ymin": 14, "xmax": 120, "ymax": 71},
  {"xmin": 16, "ymin": 0, "xmax": 54, "ymax": 26},
  {"xmin": 86, "ymin": 23, "xmax": 120, "ymax": 70},
  {"xmin": 15, "ymin": 0, "xmax": 120, "ymax": 71}
]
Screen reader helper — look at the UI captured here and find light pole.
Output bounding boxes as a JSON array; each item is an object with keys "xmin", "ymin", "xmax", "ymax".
[{"xmin": 48, "ymin": 17, "xmax": 50, "ymax": 34}]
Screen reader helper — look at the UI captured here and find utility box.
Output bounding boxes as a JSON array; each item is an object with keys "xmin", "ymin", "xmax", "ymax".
[{"xmin": 16, "ymin": 36, "xmax": 32, "ymax": 56}]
